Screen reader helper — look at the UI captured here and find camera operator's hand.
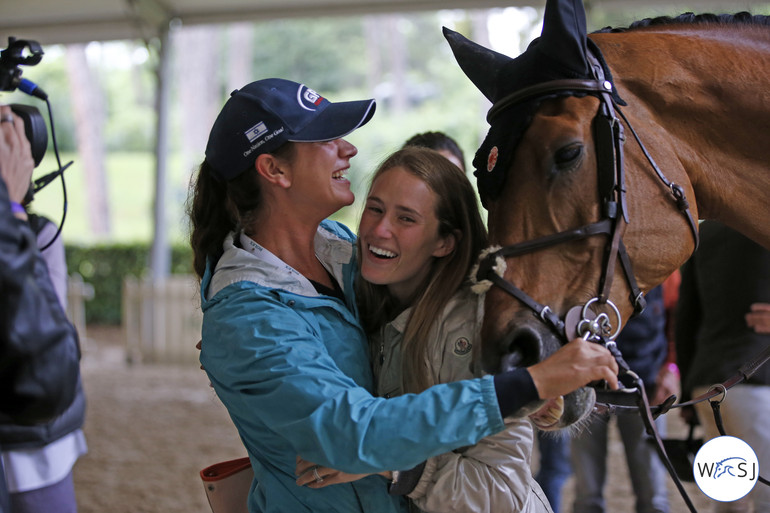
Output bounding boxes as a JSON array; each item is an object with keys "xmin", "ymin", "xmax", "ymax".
[{"xmin": 0, "ymin": 105, "xmax": 33, "ymax": 219}]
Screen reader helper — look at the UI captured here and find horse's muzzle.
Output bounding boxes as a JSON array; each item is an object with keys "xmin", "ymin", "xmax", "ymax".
[
  {"xmin": 486, "ymin": 315, "xmax": 555, "ymax": 374},
  {"xmin": 485, "ymin": 315, "xmax": 596, "ymax": 428}
]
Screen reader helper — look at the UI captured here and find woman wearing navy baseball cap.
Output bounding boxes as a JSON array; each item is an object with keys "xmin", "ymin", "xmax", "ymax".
[{"xmin": 187, "ymin": 78, "xmax": 618, "ymax": 513}]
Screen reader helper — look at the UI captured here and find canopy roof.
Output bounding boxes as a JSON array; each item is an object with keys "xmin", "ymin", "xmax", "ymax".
[
  {"xmin": 2, "ymin": 0, "xmax": 767, "ymax": 45},
  {"xmin": 1, "ymin": 0, "xmax": 529, "ymax": 45}
]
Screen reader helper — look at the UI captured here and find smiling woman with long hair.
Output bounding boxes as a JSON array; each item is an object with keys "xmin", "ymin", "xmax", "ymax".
[
  {"xmin": 356, "ymin": 148, "xmax": 486, "ymax": 393},
  {"xmin": 352, "ymin": 147, "xmax": 552, "ymax": 512}
]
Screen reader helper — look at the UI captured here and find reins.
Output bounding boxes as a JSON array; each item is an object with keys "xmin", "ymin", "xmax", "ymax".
[
  {"xmin": 473, "ymin": 42, "xmax": 767, "ymax": 512},
  {"xmin": 594, "ymin": 344, "xmax": 770, "ymax": 501}
]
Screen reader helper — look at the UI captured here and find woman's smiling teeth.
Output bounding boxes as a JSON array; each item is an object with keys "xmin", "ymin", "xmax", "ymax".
[
  {"xmin": 369, "ymin": 245, "xmax": 397, "ymax": 259},
  {"xmin": 332, "ymin": 170, "xmax": 346, "ymax": 180}
]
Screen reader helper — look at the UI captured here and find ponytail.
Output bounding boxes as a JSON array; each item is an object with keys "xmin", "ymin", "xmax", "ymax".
[
  {"xmin": 187, "ymin": 144, "xmax": 295, "ymax": 280},
  {"xmin": 187, "ymin": 161, "xmax": 236, "ymax": 279}
]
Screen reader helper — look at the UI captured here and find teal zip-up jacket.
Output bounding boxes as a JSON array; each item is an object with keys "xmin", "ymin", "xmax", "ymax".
[{"xmin": 199, "ymin": 220, "xmax": 505, "ymax": 513}]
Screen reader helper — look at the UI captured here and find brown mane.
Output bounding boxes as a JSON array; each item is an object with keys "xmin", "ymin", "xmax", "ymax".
[{"xmin": 594, "ymin": 11, "xmax": 770, "ymax": 33}]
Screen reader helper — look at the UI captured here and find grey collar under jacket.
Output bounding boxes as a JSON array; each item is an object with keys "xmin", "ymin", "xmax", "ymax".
[{"xmin": 208, "ymin": 222, "xmax": 353, "ymax": 300}]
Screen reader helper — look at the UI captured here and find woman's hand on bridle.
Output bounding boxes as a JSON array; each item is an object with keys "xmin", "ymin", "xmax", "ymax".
[{"xmin": 527, "ymin": 337, "xmax": 619, "ymax": 399}]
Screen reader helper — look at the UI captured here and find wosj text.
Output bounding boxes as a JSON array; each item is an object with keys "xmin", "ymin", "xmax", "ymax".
[{"xmin": 697, "ymin": 458, "xmax": 757, "ymax": 481}]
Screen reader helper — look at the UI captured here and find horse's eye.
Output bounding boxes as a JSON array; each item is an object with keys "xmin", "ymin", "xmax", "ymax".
[{"xmin": 554, "ymin": 144, "xmax": 583, "ymax": 171}]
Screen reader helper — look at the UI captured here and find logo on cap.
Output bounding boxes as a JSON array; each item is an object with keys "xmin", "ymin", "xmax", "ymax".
[
  {"xmin": 245, "ymin": 122, "xmax": 268, "ymax": 143},
  {"xmin": 298, "ymin": 85, "xmax": 324, "ymax": 111}
]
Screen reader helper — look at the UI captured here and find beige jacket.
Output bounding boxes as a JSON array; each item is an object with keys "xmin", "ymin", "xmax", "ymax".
[{"xmin": 372, "ymin": 287, "xmax": 553, "ymax": 513}]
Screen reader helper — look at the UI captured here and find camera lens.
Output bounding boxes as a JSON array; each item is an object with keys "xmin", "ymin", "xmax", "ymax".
[{"xmin": 10, "ymin": 103, "xmax": 47, "ymax": 167}]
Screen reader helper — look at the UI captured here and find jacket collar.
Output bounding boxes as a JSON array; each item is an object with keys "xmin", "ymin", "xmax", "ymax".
[{"xmin": 205, "ymin": 221, "xmax": 353, "ymax": 300}]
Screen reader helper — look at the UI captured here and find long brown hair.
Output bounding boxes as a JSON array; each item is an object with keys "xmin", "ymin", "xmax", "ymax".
[
  {"xmin": 186, "ymin": 144, "xmax": 295, "ymax": 280},
  {"xmin": 356, "ymin": 147, "xmax": 488, "ymax": 393}
]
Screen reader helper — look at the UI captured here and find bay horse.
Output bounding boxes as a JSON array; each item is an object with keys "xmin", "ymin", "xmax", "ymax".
[{"xmin": 445, "ymin": 0, "xmax": 770, "ymax": 430}]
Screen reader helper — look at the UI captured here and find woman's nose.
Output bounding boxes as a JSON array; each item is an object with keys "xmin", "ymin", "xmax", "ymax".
[
  {"xmin": 372, "ymin": 217, "xmax": 392, "ymax": 238},
  {"xmin": 337, "ymin": 138, "xmax": 358, "ymax": 158}
]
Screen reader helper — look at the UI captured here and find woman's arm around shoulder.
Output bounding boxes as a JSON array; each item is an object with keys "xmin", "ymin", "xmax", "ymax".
[{"xmin": 408, "ymin": 289, "xmax": 552, "ymax": 512}]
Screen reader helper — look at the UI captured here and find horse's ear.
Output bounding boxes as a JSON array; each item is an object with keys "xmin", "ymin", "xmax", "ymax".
[
  {"xmin": 443, "ymin": 26, "xmax": 512, "ymax": 103},
  {"xmin": 444, "ymin": 0, "xmax": 593, "ymax": 104},
  {"xmin": 538, "ymin": 0, "xmax": 590, "ymax": 77}
]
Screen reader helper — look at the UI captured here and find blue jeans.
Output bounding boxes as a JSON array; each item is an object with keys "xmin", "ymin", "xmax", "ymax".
[
  {"xmin": 9, "ymin": 470, "xmax": 77, "ymax": 513},
  {"xmin": 571, "ymin": 412, "xmax": 669, "ymax": 513},
  {"xmin": 535, "ymin": 431, "xmax": 572, "ymax": 513}
]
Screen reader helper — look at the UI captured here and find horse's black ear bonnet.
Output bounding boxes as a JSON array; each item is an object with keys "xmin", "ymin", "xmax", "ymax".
[{"xmin": 443, "ymin": 0, "xmax": 624, "ymax": 207}]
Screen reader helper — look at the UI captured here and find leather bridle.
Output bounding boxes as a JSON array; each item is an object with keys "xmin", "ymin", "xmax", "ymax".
[
  {"xmin": 475, "ymin": 49, "xmax": 700, "ymax": 347},
  {"xmin": 473, "ymin": 47, "xmax": 713, "ymax": 511}
]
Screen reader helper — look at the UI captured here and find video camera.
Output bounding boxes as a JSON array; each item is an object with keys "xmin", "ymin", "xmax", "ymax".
[
  {"xmin": 1, "ymin": 37, "xmax": 72, "ymax": 248},
  {"xmin": 0, "ymin": 37, "xmax": 49, "ymax": 167}
]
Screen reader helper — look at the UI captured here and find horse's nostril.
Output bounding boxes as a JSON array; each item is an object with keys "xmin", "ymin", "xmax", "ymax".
[{"xmin": 503, "ymin": 326, "xmax": 542, "ymax": 369}]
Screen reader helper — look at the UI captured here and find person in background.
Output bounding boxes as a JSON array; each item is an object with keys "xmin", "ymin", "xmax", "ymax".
[
  {"xmin": 0, "ymin": 205, "xmax": 87, "ymax": 513},
  {"xmin": 676, "ymin": 220, "xmax": 770, "ymax": 513},
  {"xmin": 298, "ymin": 147, "xmax": 552, "ymax": 512},
  {"xmin": 534, "ymin": 431, "xmax": 571, "ymax": 513},
  {"xmin": 0, "ymin": 104, "xmax": 81, "ymax": 512},
  {"xmin": 570, "ymin": 279, "xmax": 680, "ymax": 513},
  {"xmin": 746, "ymin": 303, "xmax": 770, "ymax": 334},
  {"xmin": 402, "ymin": 131, "xmax": 465, "ymax": 171},
  {"xmin": 188, "ymin": 78, "xmax": 620, "ymax": 513}
]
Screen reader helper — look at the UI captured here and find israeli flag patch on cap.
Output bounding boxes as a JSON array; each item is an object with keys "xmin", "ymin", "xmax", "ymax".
[{"xmin": 245, "ymin": 122, "xmax": 268, "ymax": 143}]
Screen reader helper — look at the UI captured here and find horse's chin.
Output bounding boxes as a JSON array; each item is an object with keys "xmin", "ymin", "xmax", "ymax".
[
  {"xmin": 528, "ymin": 387, "xmax": 595, "ymax": 432},
  {"xmin": 528, "ymin": 396, "xmax": 565, "ymax": 430}
]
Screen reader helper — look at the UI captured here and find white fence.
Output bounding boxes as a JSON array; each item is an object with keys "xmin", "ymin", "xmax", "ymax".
[
  {"xmin": 67, "ymin": 273, "xmax": 95, "ymax": 348},
  {"xmin": 122, "ymin": 275, "xmax": 203, "ymax": 364}
]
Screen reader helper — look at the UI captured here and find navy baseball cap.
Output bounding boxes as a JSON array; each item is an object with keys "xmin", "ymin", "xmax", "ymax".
[{"xmin": 205, "ymin": 78, "xmax": 376, "ymax": 181}]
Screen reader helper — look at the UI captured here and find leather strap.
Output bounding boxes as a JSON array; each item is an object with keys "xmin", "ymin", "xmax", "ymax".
[
  {"xmin": 710, "ymin": 401, "xmax": 770, "ymax": 486},
  {"xmin": 634, "ymin": 380, "xmax": 699, "ymax": 512},
  {"xmin": 488, "ymin": 79, "xmax": 611, "ymax": 121}
]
